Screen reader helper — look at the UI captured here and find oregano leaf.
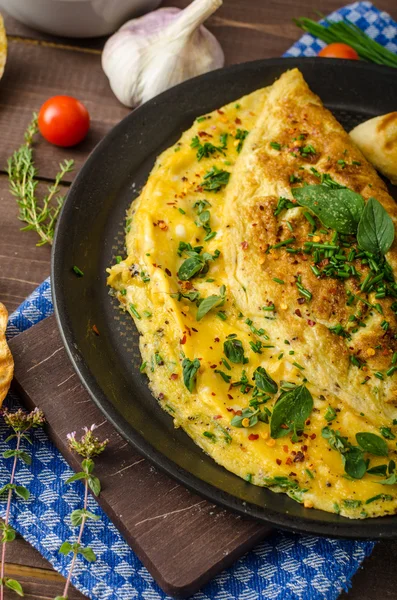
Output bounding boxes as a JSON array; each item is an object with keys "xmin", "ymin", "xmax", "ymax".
[{"xmin": 4, "ymin": 578, "xmax": 24, "ymax": 596}]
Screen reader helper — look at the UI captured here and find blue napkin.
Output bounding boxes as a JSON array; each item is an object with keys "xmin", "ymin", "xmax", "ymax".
[{"xmin": 2, "ymin": 2, "xmax": 396, "ymax": 598}]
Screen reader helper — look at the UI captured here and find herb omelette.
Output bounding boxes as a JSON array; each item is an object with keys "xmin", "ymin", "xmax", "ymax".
[{"xmin": 108, "ymin": 69, "xmax": 397, "ymax": 519}]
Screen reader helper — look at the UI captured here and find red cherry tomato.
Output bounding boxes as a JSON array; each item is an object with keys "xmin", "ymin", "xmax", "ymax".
[
  {"xmin": 318, "ymin": 43, "xmax": 359, "ymax": 60},
  {"xmin": 38, "ymin": 95, "xmax": 90, "ymax": 147}
]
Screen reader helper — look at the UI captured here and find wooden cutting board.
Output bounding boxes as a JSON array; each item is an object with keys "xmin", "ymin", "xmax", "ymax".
[{"xmin": 9, "ymin": 315, "xmax": 271, "ymax": 598}]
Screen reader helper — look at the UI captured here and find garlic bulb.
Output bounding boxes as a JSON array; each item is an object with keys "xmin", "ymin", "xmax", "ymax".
[{"xmin": 102, "ymin": 0, "xmax": 224, "ymax": 107}]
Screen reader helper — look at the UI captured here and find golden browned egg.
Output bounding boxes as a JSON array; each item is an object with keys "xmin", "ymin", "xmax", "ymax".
[
  {"xmin": 108, "ymin": 70, "xmax": 397, "ymax": 519},
  {"xmin": 0, "ymin": 303, "xmax": 14, "ymax": 405}
]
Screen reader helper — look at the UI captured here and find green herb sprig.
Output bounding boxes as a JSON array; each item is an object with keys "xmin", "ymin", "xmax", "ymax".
[
  {"xmin": 295, "ymin": 16, "xmax": 397, "ymax": 68},
  {"xmin": 7, "ymin": 114, "xmax": 74, "ymax": 247},
  {"xmin": 56, "ymin": 425, "xmax": 108, "ymax": 600},
  {"xmin": 0, "ymin": 408, "xmax": 45, "ymax": 599}
]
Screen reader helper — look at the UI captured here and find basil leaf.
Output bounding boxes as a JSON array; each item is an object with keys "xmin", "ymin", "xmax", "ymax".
[
  {"xmin": 223, "ymin": 338, "xmax": 246, "ymax": 364},
  {"xmin": 357, "ymin": 197, "xmax": 394, "ymax": 256},
  {"xmin": 292, "ymin": 184, "xmax": 365, "ymax": 234},
  {"xmin": 367, "ymin": 464, "xmax": 388, "ymax": 476},
  {"xmin": 270, "ymin": 385, "xmax": 313, "ymax": 439},
  {"xmin": 356, "ymin": 432, "xmax": 389, "ymax": 457},
  {"xmin": 344, "ymin": 447, "xmax": 367, "ymax": 479},
  {"xmin": 182, "ymin": 357, "xmax": 200, "ymax": 392},
  {"xmin": 253, "ymin": 366, "xmax": 278, "ymax": 394}
]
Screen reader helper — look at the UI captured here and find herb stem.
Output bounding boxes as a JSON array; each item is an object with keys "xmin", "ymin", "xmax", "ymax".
[
  {"xmin": 62, "ymin": 479, "xmax": 89, "ymax": 599},
  {"xmin": 0, "ymin": 433, "xmax": 21, "ymax": 600}
]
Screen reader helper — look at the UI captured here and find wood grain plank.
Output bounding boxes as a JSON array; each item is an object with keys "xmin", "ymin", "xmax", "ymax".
[
  {"xmin": 9, "ymin": 315, "xmax": 271, "ymax": 597},
  {"xmin": 0, "ymin": 39, "xmax": 129, "ymax": 181},
  {"xmin": 0, "ymin": 174, "xmax": 52, "ymax": 313}
]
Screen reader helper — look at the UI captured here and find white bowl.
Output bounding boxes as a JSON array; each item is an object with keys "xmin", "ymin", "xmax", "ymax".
[{"xmin": 0, "ymin": 0, "xmax": 162, "ymax": 38}]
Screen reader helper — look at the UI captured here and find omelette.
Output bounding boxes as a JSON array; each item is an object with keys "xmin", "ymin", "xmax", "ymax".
[{"xmin": 108, "ymin": 69, "xmax": 397, "ymax": 519}]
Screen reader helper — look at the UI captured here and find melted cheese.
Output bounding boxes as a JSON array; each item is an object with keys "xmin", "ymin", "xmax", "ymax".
[{"xmin": 108, "ymin": 76, "xmax": 397, "ymax": 519}]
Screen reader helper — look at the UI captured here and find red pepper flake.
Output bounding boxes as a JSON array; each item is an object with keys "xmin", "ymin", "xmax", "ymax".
[
  {"xmin": 181, "ymin": 176, "xmax": 188, "ymax": 182},
  {"xmin": 307, "ymin": 320, "xmax": 316, "ymax": 327},
  {"xmin": 227, "ymin": 394, "xmax": 234, "ymax": 400},
  {"xmin": 294, "ymin": 451, "xmax": 305, "ymax": 462},
  {"xmin": 210, "ymin": 364, "xmax": 217, "ymax": 369},
  {"xmin": 248, "ymin": 434, "xmax": 259, "ymax": 441},
  {"xmin": 192, "ymin": 328, "xmax": 198, "ymax": 333},
  {"xmin": 180, "ymin": 334, "xmax": 187, "ymax": 345},
  {"xmin": 92, "ymin": 324, "xmax": 100, "ymax": 336},
  {"xmin": 217, "ymin": 109, "xmax": 225, "ymax": 115},
  {"xmin": 214, "ymin": 337, "xmax": 220, "ymax": 342},
  {"xmin": 166, "ymin": 202, "xmax": 176, "ymax": 205},
  {"xmin": 282, "ymin": 445, "xmax": 289, "ymax": 453},
  {"xmin": 158, "ymin": 393, "xmax": 165, "ymax": 400},
  {"xmin": 226, "ymin": 407, "xmax": 234, "ymax": 412},
  {"xmin": 306, "ymin": 419, "xmax": 311, "ymax": 425},
  {"xmin": 198, "ymin": 130, "xmax": 212, "ymax": 138},
  {"xmin": 276, "ymin": 458, "xmax": 282, "ymax": 466},
  {"xmin": 235, "ymin": 117, "xmax": 242, "ymax": 125},
  {"xmin": 310, "ymin": 433, "xmax": 316, "ymax": 440},
  {"xmin": 211, "ymin": 392, "xmax": 216, "ymax": 396},
  {"xmin": 186, "ymin": 326, "xmax": 192, "ymax": 336},
  {"xmin": 158, "ymin": 220, "xmax": 168, "ymax": 231},
  {"xmin": 241, "ymin": 241, "xmax": 249, "ymax": 250},
  {"xmin": 289, "ymin": 471, "xmax": 297, "ymax": 477},
  {"xmin": 165, "ymin": 268, "xmax": 172, "ymax": 277},
  {"xmin": 295, "ymin": 309, "xmax": 302, "ymax": 317},
  {"xmin": 301, "ymin": 445, "xmax": 308, "ymax": 452},
  {"xmin": 297, "ymin": 297, "xmax": 306, "ymax": 305},
  {"xmin": 170, "ymin": 373, "xmax": 178, "ymax": 380},
  {"xmin": 286, "ymin": 457, "xmax": 293, "ymax": 465},
  {"xmin": 213, "ymin": 415, "xmax": 222, "ymax": 420}
]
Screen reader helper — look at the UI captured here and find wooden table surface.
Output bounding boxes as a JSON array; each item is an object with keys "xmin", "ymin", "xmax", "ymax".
[{"xmin": 1, "ymin": 1, "xmax": 397, "ymax": 598}]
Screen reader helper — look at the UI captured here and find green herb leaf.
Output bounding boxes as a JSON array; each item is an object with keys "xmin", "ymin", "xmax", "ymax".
[
  {"xmin": 357, "ymin": 197, "xmax": 394, "ymax": 255},
  {"xmin": 380, "ymin": 426, "xmax": 396, "ymax": 440},
  {"xmin": 270, "ymin": 385, "xmax": 313, "ymax": 439},
  {"xmin": 253, "ymin": 366, "xmax": 278, "ymax": 394},
  {"xmin": 292, "ymin": 184, "xmax": 365, "ymax": 234},
  {"xmin": 356, "ymin": 432, "xmax": 389, "ymax": 456},
  {"xmin": 223, "ymin": 338, "xmax": 246, "ymax": 364},
  {"xmin": 344, "ymin": 446, "xmax": 367, "ymax": 479},
  {"xmin": 59, "ymin": 541, "xmax": 73, "ymax": 555},
  {"xmin": 88, "ymin": 475, "xmax": 101, "ymax": 496},
  {"xmin": 79, "ymin": 546, "xmax": 97, "ymax": 563},
  {"xmin": 14, "ymin": 485, "xmax": 30, "ymax": 501},
  {"xmin": 4, "ymin": 578, "xmax": 24, "ymax": 596},
  {"xmin": 196, "ymin": 287, "xmax": 225, "ymax": 321},
  {"xmin": 201, "ymin": 166, "xmax": 230, "ymax": 192},
  {"xmin": 65, "ymin": 472, "xmax": 87, "ymax": 484},
  {"xmin": 182, "ymin": 357, "xmax": 201, "ymax": 392},
  {"xmin": 367, "ymin": 464, "xmax": 388, "ymax": 476},
  {"xmin": 324, "ymin": 406, "xmax": 337, "ymax": 421}
]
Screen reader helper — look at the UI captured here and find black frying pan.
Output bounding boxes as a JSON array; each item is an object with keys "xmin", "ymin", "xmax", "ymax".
[{"xmin": 52, "ymin": 58, "xmax": 397, "ymax": 539}]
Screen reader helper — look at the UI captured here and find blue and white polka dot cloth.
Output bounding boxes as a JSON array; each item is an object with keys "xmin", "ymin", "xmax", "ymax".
[{"xmin": 2, "ymin": 3, "xmax": 396, "ymax": 598}]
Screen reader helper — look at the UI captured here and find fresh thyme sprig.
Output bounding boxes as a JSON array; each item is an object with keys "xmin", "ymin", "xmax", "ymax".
[
  {"xmin": 55, "ymin": 425, "xmax": 108, "ymax": 600},
  {"xmin": 0, "ymin": 408, "xmax": 45, "ymax": 599},
  {"xmin": 7, "ymin": 114, "xmax": 74, "ymax": 247}
]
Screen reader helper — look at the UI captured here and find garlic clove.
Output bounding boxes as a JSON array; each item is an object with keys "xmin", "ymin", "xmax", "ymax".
[{"xmin": 102, "ymin": 0, "xmax": 224, "ymax": 108}]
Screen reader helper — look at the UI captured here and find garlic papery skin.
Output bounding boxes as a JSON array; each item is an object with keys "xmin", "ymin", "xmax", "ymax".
[{"xmin": 102, "ymin": 0, "xmax": 224, "ymax": 107}]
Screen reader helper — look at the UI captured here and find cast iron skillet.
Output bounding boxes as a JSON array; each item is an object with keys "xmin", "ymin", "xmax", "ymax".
[{"xmin": 52, "ymin": 58, "xmax": 397, "ymax": 539}]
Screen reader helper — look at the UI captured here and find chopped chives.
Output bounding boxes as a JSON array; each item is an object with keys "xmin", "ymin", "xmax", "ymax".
[
  {"xmin": 73, "ymin": 265, "xmax": 84, "ymax": 277},
  {"xmin": 139, "ymin": 361, "xmax": 147, "ymax": 372},
  {"xmin": 273, "ymin": 237, "xmax": 296, "ymax": 248},
  {"xmin": 263, "ymin": 304, "xmax": 275, "ymax": 311},
  {"xmin": 273, "ymin": 278, "xmax": 285, "ymax": 284},
  {"xmin": 129, "ymin": 304, "xmax": 141, "ymax": 319},
  {"xmin": 178, "ymin": 208, "xmax": 186, "ymax": 214},
  {"xmin": 217, "ymin": 311, "xmax": 227, "ymax": 321},
  {"xmin": 293, "ymin": 361, "xmax": 305, "ymax": 370}
]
